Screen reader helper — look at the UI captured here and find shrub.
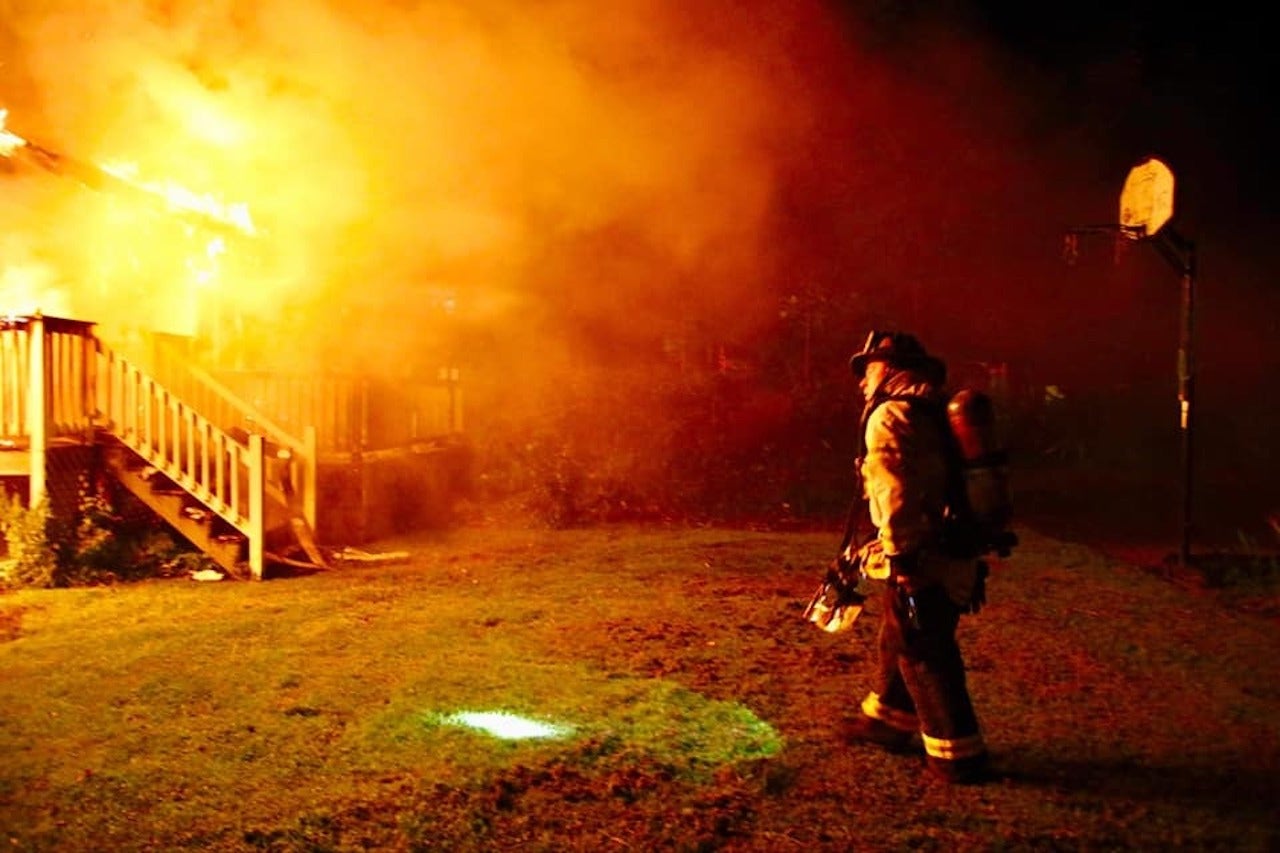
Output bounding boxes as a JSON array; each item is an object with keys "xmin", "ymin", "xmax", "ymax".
[
  {"xmin": 2, "ymin": 475, "xmax": 216, "ymax": 588},
  {"xmin": 59, "ymin": 474, "xmax": 205, "ymax": 585},
  {"xmin": 0, "ymin": 490, "xmax": 57, "ymax": 589}
]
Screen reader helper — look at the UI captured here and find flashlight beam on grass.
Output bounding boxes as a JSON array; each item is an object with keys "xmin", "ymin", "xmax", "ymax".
[
  {"xmin": 400, "ymin": 691, "xmax": 782, "ymax": 764},
  {"xmin": 439, "ymin": 711, "xmax": 575, "ymax": 741}
]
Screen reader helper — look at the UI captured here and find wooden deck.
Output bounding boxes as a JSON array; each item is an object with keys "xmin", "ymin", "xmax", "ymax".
[{"xmin": 1, "ymin": 313, "xmax": 467, "ymax": 575}]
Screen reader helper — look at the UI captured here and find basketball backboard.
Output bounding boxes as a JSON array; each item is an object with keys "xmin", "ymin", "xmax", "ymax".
[{"xmin": 1119, "ymin": 157, "xmax": 1175, "ymax": 238}]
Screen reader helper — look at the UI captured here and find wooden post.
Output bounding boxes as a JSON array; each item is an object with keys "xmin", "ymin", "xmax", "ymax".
[
  {"xmin": 455, "ymin": 368, "xmax": 463, "ymax": 433},
  {"xmin": 303, "ymin": 424, "xmax": 318, "ymax": 532},
  {"xmin": 27, "ymin": 313, "xmax": 47, "ymax": 508},
  {"xmin": 248, "ymin": 432, "xmax": 264, "ymax": 580},
  {"xmin": 447, "ymin": 367, "xmax": 462, "ymax": 433},
  {"xmin": 359, "ymin": 379, "xmax": 369, "ymax": 450},
  {"xmin": 85, "ymin": 333, "xmax": 100, "ymax": 441}
]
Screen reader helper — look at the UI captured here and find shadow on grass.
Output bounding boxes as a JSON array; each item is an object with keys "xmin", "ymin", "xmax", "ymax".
[{"xmin": 998, "ymin": 754, "xmax": 1280, "ymax": 817}]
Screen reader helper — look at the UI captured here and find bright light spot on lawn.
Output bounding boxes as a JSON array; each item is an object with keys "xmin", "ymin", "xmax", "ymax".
[{"xmin": 441, "ymin": 710, "xmax": 575, "ymax": 741}]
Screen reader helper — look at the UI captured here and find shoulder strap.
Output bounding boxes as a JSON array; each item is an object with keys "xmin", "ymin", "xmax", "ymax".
[
  {"xmin": 866, "ymin": 393, "xmax": 973, "ymax": 520},
  {"xmin": 841, "ymin": 393, "xmax": 943, "ymax": 555}
]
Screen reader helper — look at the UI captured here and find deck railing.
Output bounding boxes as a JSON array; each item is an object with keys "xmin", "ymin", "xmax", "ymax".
[
  {"xmin": 1, "ymin": 314, "xmax": 97, "ymax": 447},
  {"xmin": 1, "ymin": 314, "xmax": 98, "ymax": 505},
  {"xmin": 1, "ymin": 317, "xmax": 38, "ymax": 447},
  {"xmin": 145, "ymin": 337, "xmax": 461, "ymax": 456},
  {"xmin": 144, "ymin": 339, "xmax": 317, "ymax": 530},
  {"xmin": 211, "ymin": 367, "xmax": 462, "ymax": 455}
]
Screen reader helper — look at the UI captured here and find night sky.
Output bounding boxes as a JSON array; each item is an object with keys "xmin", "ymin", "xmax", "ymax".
[
  {"xmin": 980, "ymin": 3, "xmax": 1274, "ymax": 214},
  {"xmin": 852, "ymin": 2, "xmax": 1275, "ymax": 231},
  {"xmin": 823, "ymin": 2, "xmax": 1279, "ymax": 515},
  {"xmin": 987, "ymin": 7, "xmax": 1277, "ymax": 358},
  {"xmin": 968, "ymin": 0, "xmax": 1279, "ymax": 512}
]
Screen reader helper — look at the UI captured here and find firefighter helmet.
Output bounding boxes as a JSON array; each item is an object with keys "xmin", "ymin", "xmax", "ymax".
[{"xmin": 849, "ymin": 330, "xmax": 946, "ymax": 384}]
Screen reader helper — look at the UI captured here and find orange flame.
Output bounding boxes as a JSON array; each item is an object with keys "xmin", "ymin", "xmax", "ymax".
[
  {"xmin": 99, "ymin": 161, "xmax": 256, "ymax": 236},
  {"xmin": 2, "ymin": 107, "xmax": 254, "ymax": 236},
  {"xmin": 0, "ymin": 109, "xmax": 27, "ymax": 156}
]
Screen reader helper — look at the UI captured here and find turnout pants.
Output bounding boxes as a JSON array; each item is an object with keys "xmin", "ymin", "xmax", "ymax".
[{"xmin": 859, "ymin": 583, "xmax": 986, "ymax": 764}]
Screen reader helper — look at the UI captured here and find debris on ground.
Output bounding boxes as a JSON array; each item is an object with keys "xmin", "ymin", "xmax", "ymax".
[{"xmin": 333, "ymin": 546, "xmax": 411, "ymax": 565}]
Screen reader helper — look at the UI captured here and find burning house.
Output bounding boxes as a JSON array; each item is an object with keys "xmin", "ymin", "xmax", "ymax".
[{"xmin": 1, "ymin": 108, "xmax": 468, "ymax": 579}]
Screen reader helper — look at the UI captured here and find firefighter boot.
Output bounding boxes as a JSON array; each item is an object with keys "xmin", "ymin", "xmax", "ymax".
[
  {"xmin": 842, "ymin": 714, "xmax": 917, "ymax": 755},
  {"xmin": 925, "ymin": 751, "xmax": 992, "ymax": 785}
]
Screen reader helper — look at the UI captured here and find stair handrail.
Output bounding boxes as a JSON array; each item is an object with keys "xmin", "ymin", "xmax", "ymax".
[
  {"xmin": 143, "ymin": 338, "xmax": 317, "ymax": 531},
  {"xmin": 148, "ymin": 341, "xmax": 304, "ymax": 454}
]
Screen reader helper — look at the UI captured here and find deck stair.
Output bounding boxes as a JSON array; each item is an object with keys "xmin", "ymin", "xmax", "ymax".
[
  {"xmin": 3, "ymin": 314, "xmax": 459, "ymax": 578},
  {"xmin": 3, "ymin": 315, "xmax": 307, "ymax": 579},
  {"xmin": 99, "ymin": 442, "xmax": 253, "ymax": 576},
  {"xmin": 93, "ymin": 344, "xmax": 286, "ymax": 579}
]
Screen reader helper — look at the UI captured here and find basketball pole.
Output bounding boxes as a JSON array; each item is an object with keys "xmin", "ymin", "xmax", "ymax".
[
  {"xmin": 1063, "ymin": 220, "xmax": 1197, "ymax": 570},
  {"xmin": 1150, "ymin": 226, "xmax": 1197, "ymax": 569}
]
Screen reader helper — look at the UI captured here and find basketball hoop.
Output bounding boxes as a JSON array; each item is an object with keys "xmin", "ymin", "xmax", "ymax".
[
  {"xmin": 1064, "ymin": 157, "xmax": 1175, "ymax": 266},
  {"xmin": 1062, "ymin": 223, "xmax": 1137, "ymax": 267},
  {"xmin": 1113, "ymin": 227, "xmax": 1131, "ymax": 265},
  {"xmin": 1062, "ymin": 232, "xmax": 1079, "ymax": 266}
]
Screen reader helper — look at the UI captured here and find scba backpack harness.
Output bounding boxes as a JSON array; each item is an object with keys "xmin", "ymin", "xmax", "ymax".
[
  {"xmin": 898, "ymin": 389, "xmax": 1017, "ymax": 563},
  {"xmin": 804, "ymin": 387, "xmax": 1016, "ymax": 632}
]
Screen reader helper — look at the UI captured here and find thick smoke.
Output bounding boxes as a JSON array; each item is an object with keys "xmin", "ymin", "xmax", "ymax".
[
  {"xmin": 2, "ymin": 1, "xmax": 1105, "ymax": 368},
  {"xmin": 0, "ymin": 0, "xmax": 837, "ymax": 373},
  {"xmin": 2, "ymin": 1, "xmax": 1273, "ymax": 524}
]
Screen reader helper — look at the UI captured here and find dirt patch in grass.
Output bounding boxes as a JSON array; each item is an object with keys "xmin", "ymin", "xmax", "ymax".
[{"xmin": 0, "ymin": 602, "xmax": 23, "ymax": 641}]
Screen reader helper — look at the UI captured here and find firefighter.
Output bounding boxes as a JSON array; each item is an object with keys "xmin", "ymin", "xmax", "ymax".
[{"xmin": 841, "ymin": 330, "xmax": 991, "ymax": 785}]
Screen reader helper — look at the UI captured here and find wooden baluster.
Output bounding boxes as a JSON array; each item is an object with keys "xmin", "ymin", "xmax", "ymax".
[
  {"xmin": 28, "ymin": 314, "xmax": 46, "ymax": 507},
  {"xmin": 247, "ymin": 433, "xmax": 263, "ymax": 581}
]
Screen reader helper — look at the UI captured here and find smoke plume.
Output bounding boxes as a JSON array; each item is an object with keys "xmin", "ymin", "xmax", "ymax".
[{"xmin": 4, "ymin": 0, "xmax": 1274, "ymax": 524}]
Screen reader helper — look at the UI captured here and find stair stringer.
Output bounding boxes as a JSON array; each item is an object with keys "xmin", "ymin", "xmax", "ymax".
[{"xmin": 100, "ymin": 441, "xmax": 251, "ymax": 578}]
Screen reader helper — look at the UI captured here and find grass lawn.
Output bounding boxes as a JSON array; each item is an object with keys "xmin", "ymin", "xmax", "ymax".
[{"xmin": 2, "ymin": 522, "xmax": 1278, "ymax": 851}]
